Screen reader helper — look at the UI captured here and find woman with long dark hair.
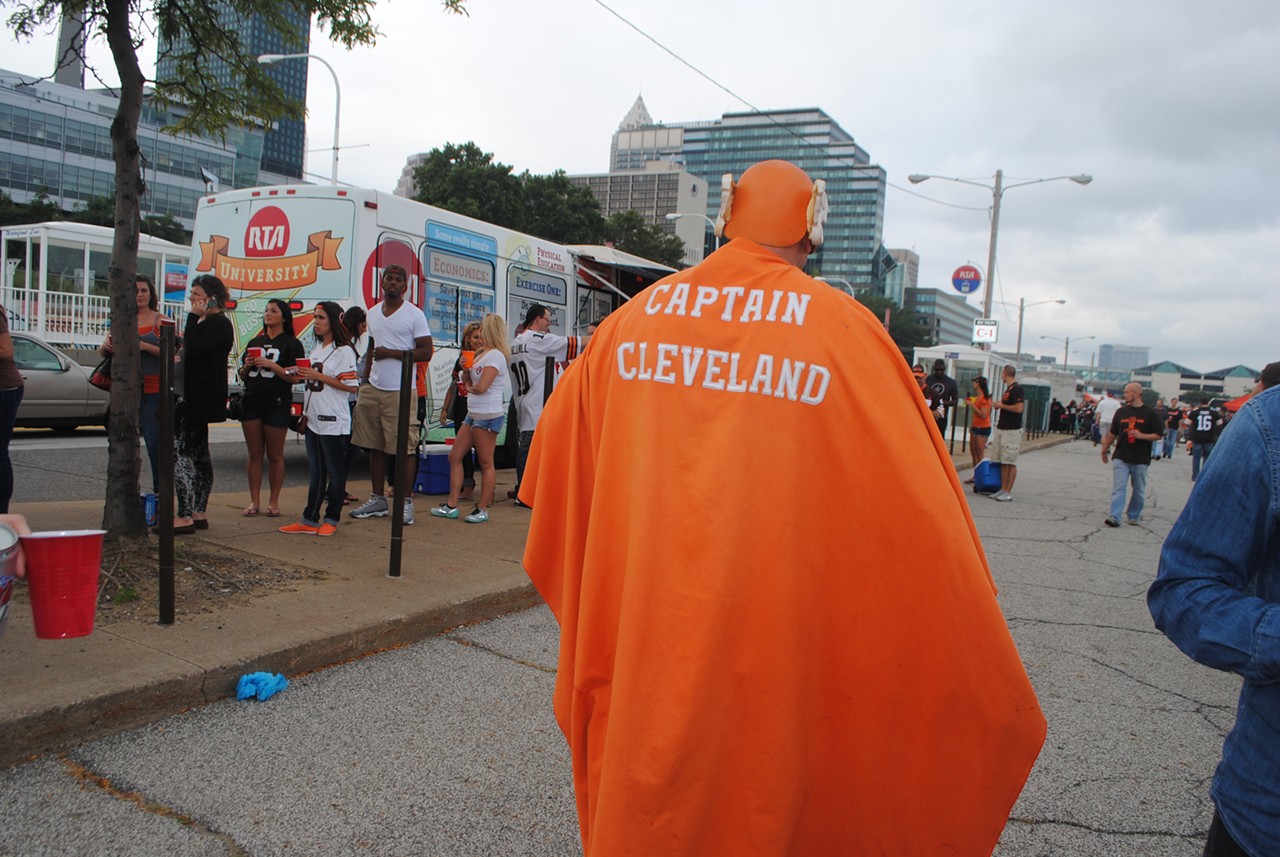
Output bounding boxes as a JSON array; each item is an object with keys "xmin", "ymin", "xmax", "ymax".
[
  {"xmin": 238, "ymin": 298, "xmax": 303, "ymax": 517},
  {"xmin": 99, "ymin": 273, "xmax": 165, "ymax": 493},
  {"xmin": 170, "ymin": 275, "xmax": 234, "ymax": 533},
  {"xmin": 279, "ymin": 301, "xmax": 359, "ymax": 536},
  {"xmin": 964, "ymin": 375, "xmax": 993, "ymax": 482}
]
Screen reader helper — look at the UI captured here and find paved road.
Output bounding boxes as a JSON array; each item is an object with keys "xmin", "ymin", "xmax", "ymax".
[
  {"xmin": 12, "ymin": 425, "xmax": 332, "ymax": 503},
  {"xmin": 1, "ymin": 440, "xmax": 1240, "ymax": 856}
]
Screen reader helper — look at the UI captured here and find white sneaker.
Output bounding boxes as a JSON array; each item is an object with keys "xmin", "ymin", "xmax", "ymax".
[
  {"xmin": 994, "ymin": 491, "xmax": 1013, "ymax": 502},
  {"xmin": 464, "ymin": 506, "xmax": 489, "ymax": 524},
  {"xmin": 403, "ymin": 500, "xmax": 415, "ymax": 526},
  {"xmin": 350, "ymin": 495, "xmax": 389, "ymax": 518}
]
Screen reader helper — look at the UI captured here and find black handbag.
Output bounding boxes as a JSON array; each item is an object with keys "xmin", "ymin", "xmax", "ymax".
[
  {"xmin": 89, "ymin": 354, "xmax": 112, "ymax": 391},
  {"xmin": 227, "ymin": 392, "xmax": 244, "ymax": 421}
]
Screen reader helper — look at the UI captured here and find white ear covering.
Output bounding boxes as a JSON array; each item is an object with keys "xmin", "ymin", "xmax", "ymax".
[
  {"xmin": 807, "ymin": 179, "xmax": 828, "ymax": 248},
  {"xmin": 713, "ymin": 174, "xmax": 735, "ymax": 238}
]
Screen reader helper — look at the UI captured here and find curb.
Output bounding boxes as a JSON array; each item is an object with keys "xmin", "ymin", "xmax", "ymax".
[{"xmin": 0, "ymin": 582, "xmax": 541, "ymax": 770}]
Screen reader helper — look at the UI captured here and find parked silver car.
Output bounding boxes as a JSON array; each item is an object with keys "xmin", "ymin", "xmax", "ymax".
[{"xmin": 12, "ymin": 332, "xmax": 110, "ymax": 431}]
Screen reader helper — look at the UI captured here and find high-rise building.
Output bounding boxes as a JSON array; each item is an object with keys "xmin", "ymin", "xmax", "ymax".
[
  {"xmin": 906, "ymin": 287, "xmax": 979, "ymax": 346},
  {"xmin": 885, "ymin": 249, "xmax": 919, "ymax": 306},
  {"xmin": 1098, "ymin": 344, "xmax": 1151, "ymax": 372},
  {"xmin": 0, "ymin": 68, "xmax": 262, "ymax": 228},
  {"xmin": 609, "ymin": 99, "xmax": 889, "ymax": 291},
  {"xmin": 155, "ymin": 5, "xmax": 310, "ymax": 180},
  {"xmin": 567, "ymin": 162, "xmax": 708, "ymax": 264}
]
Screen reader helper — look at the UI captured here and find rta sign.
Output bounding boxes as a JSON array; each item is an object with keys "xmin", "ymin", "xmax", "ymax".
[{"xmin": 244, "ymin": 206, "xmax": 290, "ymax": 257}]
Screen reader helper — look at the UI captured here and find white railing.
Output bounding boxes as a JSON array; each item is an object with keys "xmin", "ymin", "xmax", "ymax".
[{"xmin": 2, "ymin": 285, "xmax": 186, "ymax": 347}]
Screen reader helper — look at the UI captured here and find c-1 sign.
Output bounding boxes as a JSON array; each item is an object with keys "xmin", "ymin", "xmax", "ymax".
[{"xmin": 972, "ymin": 318, "xmax": 999, "ymax": 345}]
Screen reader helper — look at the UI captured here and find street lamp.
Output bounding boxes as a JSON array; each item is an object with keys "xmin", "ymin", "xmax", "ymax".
[
  {"xmin": 257, "ymin": 53, "xmax": 341, "ymax": 185},
  {"xmin": 665, "ymin": 212, "xmax": 720, "ymax": 250},
  {"xmin": 1040, "ymin": 334, "xmax": 1096, "ymax": 369},
  {"xmin": 995, "ymin": 298, "xmax": 1066, "ymax": 363},
  {"xmin": 907, "ymin": 170, "xmax": 1091, "ymax": 348},
  {"xmin": 816, "ymin": 276, "xmax": 857, "ymax": 295}
]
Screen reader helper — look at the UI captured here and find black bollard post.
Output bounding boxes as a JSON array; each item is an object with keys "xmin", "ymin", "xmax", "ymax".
[
  {"xmin": 388, "ymin": 353, "xmax": 412, "ymax": 578},
  {"xmin": 157, "ymin": 319, "xmax": 176, "ymax": 625},
  {"xmin": 543, "ymin": 355, "xmax": 555, "ymax": 406}
]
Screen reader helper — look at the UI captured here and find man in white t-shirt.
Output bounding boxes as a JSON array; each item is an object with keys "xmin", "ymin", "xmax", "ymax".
[
  {"xmin": 350, "ymin": 265, "xmax": 434, "ymax": 525},
  {"xmin": 1093, "ymin": 392, "xmax": 1122, "ymax": 447},
  {"xmin": 508, "ymin": 303, "xmax": 586, "ymax": 506}
]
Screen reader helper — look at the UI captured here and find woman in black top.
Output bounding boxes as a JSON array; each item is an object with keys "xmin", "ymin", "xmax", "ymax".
[
  {"xmin": 237, "ymin": 298, "xmax": 304, "ymax": 517},
  {"xmin": 172, "ymin": 275, "xmax": 234, "ymax": 533},
  {"xmin": 0, "ymin": 304, "xmax": 25, "ymax": 513}
]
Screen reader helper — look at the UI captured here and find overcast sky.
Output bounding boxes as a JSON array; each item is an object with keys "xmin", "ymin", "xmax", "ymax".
[{"xmin": 4, "ymin": 0, "xmax": 1276, "ymax": 372}]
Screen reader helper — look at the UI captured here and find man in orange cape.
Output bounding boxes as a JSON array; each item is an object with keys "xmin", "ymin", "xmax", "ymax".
[{"xmin": 521, "ymin": 160, "xmax": 1044, "ymax": 856}]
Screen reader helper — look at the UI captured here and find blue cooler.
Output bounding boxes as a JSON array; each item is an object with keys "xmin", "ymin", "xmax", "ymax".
[
  {"xmin": 972, "ymin": 460, "xmax": 1002, "ymax": 494},
  {"xmin": 414, "ymin": 446, "xmax": 452, "ymax": 495}
]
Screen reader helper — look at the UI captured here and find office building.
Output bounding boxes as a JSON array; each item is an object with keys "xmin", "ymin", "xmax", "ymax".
[
  {"xmin": 885, "ymin": 248, "xmax": 919, "ymax": 306},
  {"xmin": 155, "ymin": 4, "xmax": 311, "ymax": 180},
  {"xmin": 567, "ymin": 162, "xmax": 708, "ymax": 264},
  {"xmin": 1098, "ymin": 343, "xmax": 1151, "ymax": 372},
  {"xmin": 0, "ymin": 68, "xmax": 262, "ymax": 229},
  {"xmin": 906, "ymin": 287, "xmax": 979, "ymax": 346},
  {"xmin": 609, "ymin": 98, "xmax": 890, "ymax": 292}
]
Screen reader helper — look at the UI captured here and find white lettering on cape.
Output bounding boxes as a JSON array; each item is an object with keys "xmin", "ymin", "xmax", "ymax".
[{"xmin": 615, "ymin": 341, "xmax": 829, "ymax": 406}]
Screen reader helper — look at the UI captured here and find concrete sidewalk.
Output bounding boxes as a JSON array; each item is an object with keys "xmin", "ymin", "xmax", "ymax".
[
  {"xmin": 0, "ymin": 469, "xmax": 539, "ymax": 769},
  {"xmin": 0, "ymin": 432, "xmax": 1069, "ymax": 769}
]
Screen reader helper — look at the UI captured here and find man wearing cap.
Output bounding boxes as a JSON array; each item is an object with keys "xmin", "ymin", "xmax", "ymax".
[
  {"xmin": 923, "ymin": 358, "xmax": 959, "ymax": 437},
  {"xmin": 520, "ymin": 160, "xmax": 1044, "ymax": 855}
]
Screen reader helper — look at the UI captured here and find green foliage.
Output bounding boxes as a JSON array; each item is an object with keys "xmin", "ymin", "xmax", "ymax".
[
  {"xmin": 111, "ymin": 585, "xmax": 139, "ymax": 604},
  {"xmin": 520, "ymin": 170, "xmax": 605, "ymax": 245},
  {"xmin": 412, "ymin": 142, "xmax": 526, "ymax": 228},
  {"xmin": 412, "ymin": 142, "xmax": 607, "ymax": 246},
  {"xmin": 856, "ymin": 294, "xmax": 933, "ymax": 355},
  {"xmin": 601, "ymin": 210, "xmax": 686, "ymax": 269}
]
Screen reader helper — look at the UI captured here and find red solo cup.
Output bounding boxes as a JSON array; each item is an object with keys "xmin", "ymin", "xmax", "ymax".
[
  {"xmin": 20, "ymin": 530, "xmax": 106, "ymax": 640},
  {"xmin": 246, "ymin": 347, "xmax": 265, "ymax": 361},
  {"xmin": 294, "ymin": 358, "xmax": 312, "ymax": 370},
  {"xmin": 460, "ymin": 350, "xmax": 475, "ymax": 369}
]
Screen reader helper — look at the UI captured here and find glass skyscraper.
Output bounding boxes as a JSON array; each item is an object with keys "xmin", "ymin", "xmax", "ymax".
[
  {"xmin": 156, "ymin": 5, "xmax": 310, "ymax": 180},
  {"xmin": 611, "ymin": 101, "xmax": 889, "ymax": 291}
]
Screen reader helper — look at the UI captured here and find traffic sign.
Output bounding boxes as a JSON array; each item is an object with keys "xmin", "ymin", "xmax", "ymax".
[
  {"xmin": 972, "ymin": 318, "xmax": 999, "ymax": 344},
  {"xmin": 952, "ymin": 265, "xmax": 982, "ymax": 295}
]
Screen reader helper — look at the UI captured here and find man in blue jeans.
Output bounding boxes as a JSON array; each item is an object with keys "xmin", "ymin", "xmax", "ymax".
[
  {"xmin": 1148, "ymin": 383, "xmax": 1279, "ymax": 857},
  {"xmin": 1099, "ymin": 382, "xmax": 1161, "ymax": 526},
  {"xmin": 1187, "ymin": 396, "xmax": 1224, "ymax": 483}
]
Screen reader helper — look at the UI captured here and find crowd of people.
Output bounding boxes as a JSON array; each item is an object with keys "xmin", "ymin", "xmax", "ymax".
[{"xmin": 62, "ymin": 264, "xmax": 598, "ymax": 538}]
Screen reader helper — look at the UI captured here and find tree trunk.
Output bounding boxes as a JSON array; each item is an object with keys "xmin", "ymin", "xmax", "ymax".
[{"xmin": 101, "ymin": 0, "xmax": 146, "ymax": 542}]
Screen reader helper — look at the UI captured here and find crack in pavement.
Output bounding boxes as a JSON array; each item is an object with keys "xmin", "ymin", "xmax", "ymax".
[
  {"xmin": 445, "ymin": 635, "xmax": 557, "ymax": 674},
  {"xmin": 1005, "ymin": 814, "xmax": 1207, "ymax": 841},
  {"xmin": 58, "ymin": 754, "xmax": 249, "ymax": 855}
]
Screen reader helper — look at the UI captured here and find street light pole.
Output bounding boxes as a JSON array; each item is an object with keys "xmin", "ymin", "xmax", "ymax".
[
  {"xmin": 1041, "ymin": 334, "xmax": 1095, "ymax": 369},
  {"xmin": 665, "ymin": 212, "xmax": 720, "ymax": 252},
  {"xmin": 257, "ymin": 53, "xmax": 341, "ymax": 185},
  {"xmin": 908, "ymin": 170, "xmax": 1091, "ymax": 350},
  {"xmin": 985, "ymin": 170, "xmax": 1003, "ymax": 323}
]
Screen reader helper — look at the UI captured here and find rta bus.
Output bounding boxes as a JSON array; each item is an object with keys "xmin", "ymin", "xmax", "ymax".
[{"xmin": 188, "ymin": 184, "xmax": 670, "ymax": 439}]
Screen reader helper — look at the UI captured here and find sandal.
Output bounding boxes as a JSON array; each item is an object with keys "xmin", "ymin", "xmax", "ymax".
[
  {"xmin": 266, "ymin": 507, "xmax": 281, "ymax": 518},
  {"xmin": 242, "ymin": 506, "xmax": 260, "ymax": 517}
]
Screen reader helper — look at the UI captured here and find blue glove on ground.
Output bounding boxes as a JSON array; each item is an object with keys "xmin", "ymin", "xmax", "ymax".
[{"xmin": 236, "ymin": 671, "xmax": 288, "ymax": 701}]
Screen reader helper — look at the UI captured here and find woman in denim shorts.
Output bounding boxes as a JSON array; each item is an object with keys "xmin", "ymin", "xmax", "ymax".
[{"xmin": 432, "ymin": 314, "xmax": 509, "ymax": 524}]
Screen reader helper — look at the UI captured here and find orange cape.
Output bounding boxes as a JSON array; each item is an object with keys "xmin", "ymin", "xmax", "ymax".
[{"xmin": 522, "ymin": 239, "xmax": 1044, "ymax": 856}]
